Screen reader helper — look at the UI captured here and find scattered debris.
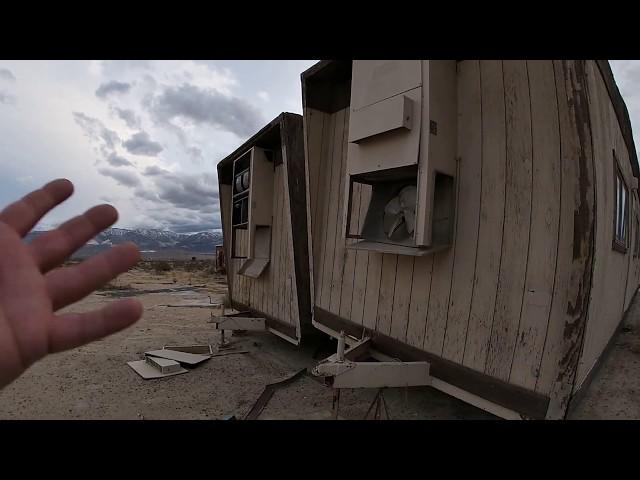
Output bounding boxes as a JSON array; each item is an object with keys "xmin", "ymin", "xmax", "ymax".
[
  {"xmin": 146, "ymin": 356, "xmax": 182, "ymax": 374},
  {"xmin": 163, "ymin": 344, "xmax": 214, "ymax": 355},
  {"xmin": 244, "ymin": 368, "xmax": 309, "ymax": 420},
  {"xmin": 145, "ymin": 349, "xmax": 211, "ymax": 366},
  {"xmin": 127, "ymin": 360, "xmax": 188, "ymax": 379},
  {"xmin": 127, "ymin": 341, "xmax": 249, "ymax": 381}
]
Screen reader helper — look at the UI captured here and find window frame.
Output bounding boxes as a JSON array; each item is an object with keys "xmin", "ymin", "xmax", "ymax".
[{"xmin": 613, "ymin": 150, "xmax": 630, "ymax": 254}]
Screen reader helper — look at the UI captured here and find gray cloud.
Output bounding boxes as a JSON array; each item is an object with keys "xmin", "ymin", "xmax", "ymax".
[
  {"xmin": 142, "ymin": 165, "xmax": 170, "ymax": 176},
  {"xmin": 149, "ymin": 83, "xmax": 263, "ymax": 138},
  {"xmin": 98, "ymin": 167, "xmax": 140, "ymax": 187},
  {"xmin": 133, "ymin": 187, "xmax": 159, "ymax": 201},
  {"xmin": 153, "ymin": 172, "xmax": 219, "ymax": 210},
  {"xmin": 134, "ymin": 168, "xmax": 218, "ymax": 212},
  {"xmin": 112, "ymin": 107, "xmax": 141, "ymax": 129},
  {"xmin": 143, "ymin": 206, "xmax": 221, "ymax": 234},
  {"xmin": 0, "ymin": 68, "xmax": 15, "ymax": 82},
  {"xmin": 106, "ymin": 153, "xmax": 134, "ymax": 167},
  {"xmin": 123, "ymin": 131, "xmax": 163, "ymax": 156},
  {"xmin": 95, "ymin": 80, "xmax": 131, "ymax": 99},
  {"xmin": 73, "ymin": 112, "xmax": 120, "ymax": 152}
]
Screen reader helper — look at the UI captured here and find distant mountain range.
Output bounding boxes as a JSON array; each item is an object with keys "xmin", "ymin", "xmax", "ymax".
[{"xmin": 25, "ymin": 228, "xmax": 224, "ymax": 259}]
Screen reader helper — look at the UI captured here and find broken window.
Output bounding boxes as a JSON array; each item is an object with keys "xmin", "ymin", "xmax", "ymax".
[{"xmin": 613, "ymin": 153, "xmax": 629, "ymax": 253}]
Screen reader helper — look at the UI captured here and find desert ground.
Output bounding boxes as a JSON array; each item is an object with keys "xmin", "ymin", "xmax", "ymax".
[{"xmin": 0, "ymin": 260, "xmax": 638, "ymax": 420}]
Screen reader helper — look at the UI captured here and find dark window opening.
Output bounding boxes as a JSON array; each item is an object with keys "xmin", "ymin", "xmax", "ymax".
[{"xmin": 613, "ymin": 153, "xmax": 629, "ymax": 253}]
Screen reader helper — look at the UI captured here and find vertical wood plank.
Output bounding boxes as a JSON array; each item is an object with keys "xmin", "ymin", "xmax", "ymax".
[
  {"xmin": 319, "ymin": 111, "xmax": 344, "ymax": 310},
  {"xmin": 464, "ymin": 60, "xmax": 507, "ymax": 371},
  {"xmin": 329, "ymin": 109, "xmax": 350, "ymax": 314},
  {"xmin": 307, "ymin": 109, "xmax": 326, "ymax": 240},
  {"xmin": 509, "ymin": 60, "xmax": 562, "ymax": 389},
  {"xmin": 376, "ymin": 254, "xmax": 399, "ymax": 335},
  {"xmin": 442, "ymin": 59, "xmax": 483, "ymax": 363},
  {"xmin": 539, "ymin": 61, "xmax": 595, "ymax": 418},
  {"xmin": 279, "ymin": 166, "xmax": 288, "ymax": 323},
  {"xmin": 423, "ymin": 156, "xmax": 461, "ymax": 355},
  {"xmin": 273, "ymin": 167, "xmax": 283, "ymax": 319},
  {"xmin": 219, "ymin": 183, "xmax": 233, "ymax": 302},
  {"xmin": 340, "ymin": 183, "xmax": 362, "ymax": 320},
  {"xmin": 406, "ymin": 255, "xmax": 434, "ymax": 347},
  {"xmin": 313, "ymin": 114, "xmax": 336, "ymax": 309},
  {"xmin": 350, "ymin": 185, "xmax": 372, "ymax": 325},
  {"xmin": 390, "ymin": 255, "xmax": 415, "ymax": 340},
  {"xmin": 485, "ymin": 60, "xmax": 533, "ymax": 381},
  {"xmin": 362, "ymin": 252, "xmax": 383, "ymax": 330}
]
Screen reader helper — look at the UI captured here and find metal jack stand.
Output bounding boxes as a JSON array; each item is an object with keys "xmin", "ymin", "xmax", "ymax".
[
  {"xmin": 364, "ymin": 388, "xmax": 390, "ymax": 420},
  {"xmin": 332, "ymin": 389, "xmax": 341, "ymax": 420},
  {"xmin": 312, "ymin": 330, "xmax": 431, "ymax": 420},
  {"xmin": 212, "ymin": 308, "xmax": 234, "ymax": 350}
]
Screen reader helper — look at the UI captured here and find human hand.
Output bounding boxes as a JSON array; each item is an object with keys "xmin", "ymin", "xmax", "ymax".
[{"xmin": 0, "ymin": 179, "xmax": 143, "ymax": 388}]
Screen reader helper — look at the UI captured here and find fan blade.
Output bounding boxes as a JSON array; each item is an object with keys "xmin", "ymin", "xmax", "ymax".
[
  {"xmin": 384, "ymin": 196, "xmax": 402, "ymax": 216},
  {"xmin": 398, "ymin": 185, "xmax": 417, "ymax": 209},
  {"xmin": 387, "ymin": 214, "xmax": 406, "ymax": 239},
  {"xmin": 404, "ymin": 208, "xmax": 415, "ymax": 234}
]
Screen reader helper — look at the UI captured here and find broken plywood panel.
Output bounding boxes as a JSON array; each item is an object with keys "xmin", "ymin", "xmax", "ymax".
[
  {"xmin": 145, "ymin": 356, "xmax": 182, "ymax": 374},
  {"xmin": 145, "ymin": 349, "xmax": 211, "ymax": 366},
  {"xmin": 163, "ymin": 344, "xmax": 214, "ymax": 355},
  {"xmin": 127, "ymin": 360, "xmax": 188, "ymax": 379}
]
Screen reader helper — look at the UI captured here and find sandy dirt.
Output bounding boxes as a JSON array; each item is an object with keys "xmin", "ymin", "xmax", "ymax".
[
  {"xmin": 569, "ymin": 291, "xmax": 640, "ymax": 419},
  {"xmin": 0, "ymin": 266, "xmax": 496, "ymax": 420},
  {"xmin": 0, "ymin": 264, "xmax": 636, "ymax": 420}
]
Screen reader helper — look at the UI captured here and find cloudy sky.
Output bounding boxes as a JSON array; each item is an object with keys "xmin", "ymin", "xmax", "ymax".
[
  {"xmin": 0, "ymin": 60, "xmax": 316, "ymax": 234},
  {"xmin": 0, "ymin": 60, "xmax": 638, "ymax": 234}
]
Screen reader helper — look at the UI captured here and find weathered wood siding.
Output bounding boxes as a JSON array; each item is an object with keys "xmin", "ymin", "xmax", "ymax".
[
  {"xmin": 575, "ymin": 61, "xmax": 640, "ymax": 389},
  {"xmin": 307, "ymin": 60, "xmax": 604, "ymax": 398},
  {"xmin": 222, "ymin": 163, "xmax": 300, "ymax": 332}
]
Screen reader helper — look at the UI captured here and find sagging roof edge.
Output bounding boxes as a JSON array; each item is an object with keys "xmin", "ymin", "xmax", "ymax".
[
  {"xmin": 216, "ymin": 112, "xmax": 302, "ymax": 175},
  {"xmin": 300, "ymin": 60, "xmax": 639, "ymax": 180}
]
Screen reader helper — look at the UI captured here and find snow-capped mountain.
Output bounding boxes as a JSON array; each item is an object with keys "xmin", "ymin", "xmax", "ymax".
[{"xmin": 25, "ymin": 228, "xmax": 223, "ymax": 258}]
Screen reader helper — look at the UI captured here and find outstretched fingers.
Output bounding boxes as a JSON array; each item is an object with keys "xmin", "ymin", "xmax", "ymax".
[
  {"xmin": 48, "ymin": 298, "xmax": 143, "ymax": 353},
  {"xmin": 0, "ymin": 179, "xmax": 74, "ymax": 237},
  {"xmin": 46, "ymin": 242, "xmax": 141, "ymax": 311},
  {"xmin": 30, "ymin": 204, "xmax": 118, "ymax": 273}
]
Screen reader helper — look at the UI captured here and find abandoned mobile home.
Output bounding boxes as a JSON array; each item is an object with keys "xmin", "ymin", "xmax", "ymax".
[
  {"xmin": 217, "ymin": 113, "xmax": 311, "ymax": 345},
  {"xmin": 300, "ymin": 60, "xmax": 640, "ymax": 419}
]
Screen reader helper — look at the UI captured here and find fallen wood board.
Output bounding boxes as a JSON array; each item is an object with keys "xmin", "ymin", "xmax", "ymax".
[
  {"xmin": 210, "ymin": 350, "xmax": 249, "ymax": 357},
  {"xmin": 145, "ymin": 355, "xmax": 182, "ymax": 374},
  {"xmin": 244, "ymin": 368, "xmax": 309, "ymax": 420},
  {"xmin": 97, "ymin": 285, "xmax": 207, "ymax": 297},
  {"xmin": 163, "ymin": 344, "xmax": 214, "ymax": 355},
  {"xmin": 145, "ymin": 349, "xmax": 211, "ymax": 366},
  {"xmin": 127, "ymin": 360, "xmax": 188, "ymax": 379},
  {"xmin": 161, "ymin": 304, "xmax": 222, "ymax": 308}
]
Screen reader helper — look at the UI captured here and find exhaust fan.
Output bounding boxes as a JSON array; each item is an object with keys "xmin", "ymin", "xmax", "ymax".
[{"xmin": 383, "ymin": 185, "xmax": 417, "ymax": 242}]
